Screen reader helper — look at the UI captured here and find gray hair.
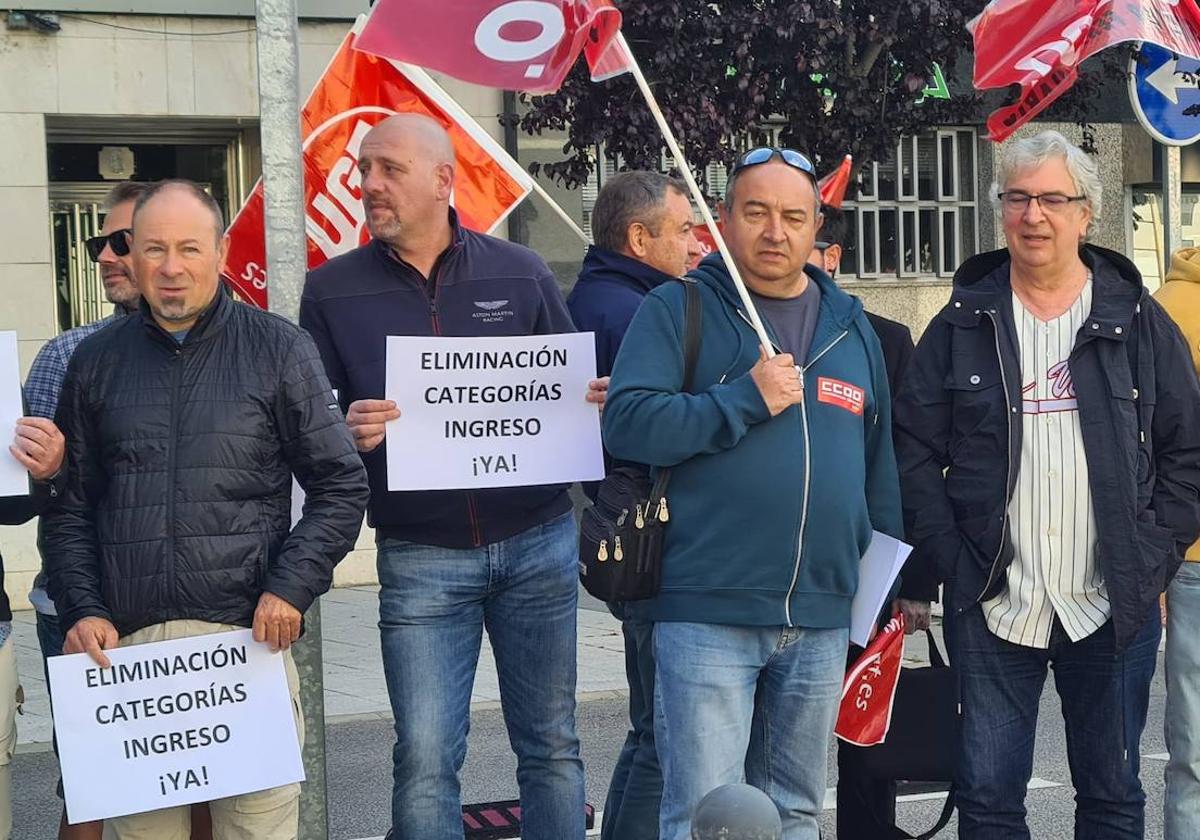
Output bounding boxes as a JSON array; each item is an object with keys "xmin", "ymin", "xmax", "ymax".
[
  {"xmin": 990, "ymin": 130, "xmax": 1102, "ymax": 226},
  {"xmin": 592, "ymin": 171, "xmax": 688, "ymax": 253}
]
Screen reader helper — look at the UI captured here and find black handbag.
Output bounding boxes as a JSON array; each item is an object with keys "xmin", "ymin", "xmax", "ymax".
[
  {"xmin": 578, "ymin": 278, "xmax": 702, "ymax": 602},
  {"xmin": 851, "ymin": 629, "xmax": 960, "ymax": 839}
]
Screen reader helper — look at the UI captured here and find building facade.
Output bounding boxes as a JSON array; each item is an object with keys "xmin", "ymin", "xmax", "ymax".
[{"xmin": 0, "ymin": 4, "xmax": 1180, "ymax": 608}]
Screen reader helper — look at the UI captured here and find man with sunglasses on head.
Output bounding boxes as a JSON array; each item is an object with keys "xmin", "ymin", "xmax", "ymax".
[
  {"xmin": 604, "ymin": 147, "xmax": 902, "ymax": 840},
  {"xmin": 895, "ymin": 130, "xmax": 1200, "ymax": 838},
  {"xmin": 24, "ymin": 180, "xmax": 147, "ymax": 840}
]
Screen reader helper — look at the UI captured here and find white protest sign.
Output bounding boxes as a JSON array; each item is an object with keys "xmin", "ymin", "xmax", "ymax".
[
  {"xmin": 385, "ymin": 333, "xmax": 605, "ymax": 491},
  {"xmin": 0, "ymin": 331, "xmax": 27, "ymax": 497},
  {"xmin": 48, "ymin": 629, "xmax": 304, "ymax": 824}
]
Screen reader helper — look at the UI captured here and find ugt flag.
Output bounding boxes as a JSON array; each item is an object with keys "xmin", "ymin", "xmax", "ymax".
[
  {"xmin": 223, "ymin": 17, "xmax": 532, "ymax": 308},
  {"xmin": 971, "ymin": 0, "xmax": 1200, "ymax": 141},
  {"xmin": 356, "ymin": 0, "xmax": 632, "ymax": 94}
]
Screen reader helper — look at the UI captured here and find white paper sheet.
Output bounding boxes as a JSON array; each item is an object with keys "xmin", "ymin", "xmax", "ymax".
[
  {"xmin": 0, "ymin": 332, "xmax": 27, "ymax": 497},
  {"xmin": 49, "ymin": 629, "xmax": 305, "ymax": 824},
  {"xmin": 385, "ymin": 332, "xmax": 605, "ymax": 491},
  {"xmin": 850, "ymin": 531, "xmax": 914, "ymax": 647}
]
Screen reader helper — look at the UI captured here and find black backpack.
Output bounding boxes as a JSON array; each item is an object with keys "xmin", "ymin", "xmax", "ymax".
[{"xmin": 578, "ymin": 278, "xmax": 702, "ymax": 602}]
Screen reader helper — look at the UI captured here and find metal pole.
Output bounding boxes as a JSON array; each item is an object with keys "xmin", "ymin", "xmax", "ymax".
[
  {"xmin": 1163, "ymin": 143, "xmax": 1183, "ymax": 274},
  {"xmin": 254, "ymin": 2, "xmax": 329, "ymax": 838}
]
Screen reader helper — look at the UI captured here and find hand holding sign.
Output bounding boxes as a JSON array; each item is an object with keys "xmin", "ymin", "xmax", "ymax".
[
  {"xmin": 65, "ymin": 616, "xmax": 120, "ymax": 668},
  {"xmin": 11, "ymin": 416, "xmax": 65, "ymax": 480},
  {"xmin": 586, "ymin": 377, "xmax": 609, "ymax": 413},
  {"xmin": 346, "ymin": 399, "xmax": 402, "ymax": 453},
  {"xmin": 252, "ymin": 593, "xmax": 302, "ymax": 653}
]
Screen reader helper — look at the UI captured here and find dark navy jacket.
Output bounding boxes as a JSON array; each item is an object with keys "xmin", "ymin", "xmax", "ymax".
[
  {"xmin": 300, "ymin": 212, "xmax": 576, "ymax": 549},
  {"xmin": 568, "ymin": 245, "xmax": 676, "ymax": 500},
  {"xmin": 895, "ymin": 246, "xmax": 1200, "ymax": 651},
  {"xmin": 568, "ymin": 245, "xmax": 677, "ymax": 377}
]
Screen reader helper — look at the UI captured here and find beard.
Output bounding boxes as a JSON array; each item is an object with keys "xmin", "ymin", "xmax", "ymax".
[
  {"xmin": 152, "ymin": 299, "xmax": 204, "ymax": 324},
  {"xmin": 365, "ymin": 207, "xmax": 404, "ymax": 243}
]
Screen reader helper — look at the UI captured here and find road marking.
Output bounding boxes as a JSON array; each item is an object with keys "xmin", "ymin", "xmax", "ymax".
[
  {"xmin": 822, "ymin": 777, "xmax": 1062, "ymax": 811},
  {"xmin": 1145, "ymin": 752, "xmax": 1170, "ymax": 761}
]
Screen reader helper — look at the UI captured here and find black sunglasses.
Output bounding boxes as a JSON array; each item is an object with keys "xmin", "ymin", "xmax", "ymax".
[
  {"xmin": 84, "ymin": 229, "xmax": 131, "ymax": 262},
  {"xmin": 730, "ymin": 147, "xmax": 819, "ymax": 187}
]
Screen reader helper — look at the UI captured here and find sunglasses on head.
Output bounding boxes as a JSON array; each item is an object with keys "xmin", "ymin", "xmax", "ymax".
[
  {"xmin": 85, "ymin": 229, "xmax": 131, "ymax": 262},
  {"xmin": 730, "ymin": 147, "xmax": 819, "ymax": 186}
]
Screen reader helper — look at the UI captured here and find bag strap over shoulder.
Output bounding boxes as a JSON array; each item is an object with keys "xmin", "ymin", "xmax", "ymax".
[{"xmin": 649, "ymin": 278, "xmax": 703, "ymax": 505}]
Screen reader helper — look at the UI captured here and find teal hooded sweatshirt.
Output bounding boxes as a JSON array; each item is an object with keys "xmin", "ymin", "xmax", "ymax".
[{"xmin": 602, "ymin": 253, "xmax": 903, "ymax": 628}]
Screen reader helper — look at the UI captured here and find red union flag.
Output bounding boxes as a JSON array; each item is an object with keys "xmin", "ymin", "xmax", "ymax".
[
  {"xmin": 223, "ymin": 20, "xmax": 533, "ymax": 308},
  {"xmin": 355, "ymin": 0, "xmax": 631, "ymax": 94},
  {"xmin": 835, "ymin": 613, "xmax": 905, "ymax": 747},
  {"xmin": 971, "ymin": 0, "xmax": 1200, "ymax": 141},
  {"xmin": 818, "ymin": 155, "xmax": 853, "ymax": 210}
]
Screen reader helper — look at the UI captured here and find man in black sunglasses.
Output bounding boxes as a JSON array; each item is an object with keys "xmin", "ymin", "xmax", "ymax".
[
  {"xmin": 24, "ymin": 180, "xmax": 149, "ymax": 840},
  {"xmin": 604, "ymin": 149, "xmax": 902, "ymax": 840}
]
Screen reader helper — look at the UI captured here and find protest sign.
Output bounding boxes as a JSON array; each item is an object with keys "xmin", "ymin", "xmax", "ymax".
[
  {"xmin": 0, "ymin": 332, "xmax": 27, "ymax": 497},
  {"xmin": 385, "ymin": 333, "xmax": 604, "ymax": 491},
  {"xmin": 48, "ymin": 629, "xmax": 303, "ymax": 824}
]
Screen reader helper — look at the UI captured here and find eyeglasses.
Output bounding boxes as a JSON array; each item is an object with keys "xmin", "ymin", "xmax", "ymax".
[
  {"xmin": 814, "ymin": 240, "xmax": 832, "ymax": 252},
  {"xmin": 731, "ymin": 147, "xmax": 819, "ymax": 187},
  {"xmin": 84, "ymin": 229, "xmax": 132, "ymax": 262},
  {"xmin": 997, "ymin": 192, "xmax": 1087, "ymax": 215}
]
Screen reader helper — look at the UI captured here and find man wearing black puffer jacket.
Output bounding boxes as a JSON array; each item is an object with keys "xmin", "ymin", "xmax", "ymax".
[{"xmin": 43, "ymin": 179, "xmax": 369, "ymax": 840}]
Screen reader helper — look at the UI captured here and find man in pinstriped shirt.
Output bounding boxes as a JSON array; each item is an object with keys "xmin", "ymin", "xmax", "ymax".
[
  {"xmin": 982, "ymin": 274, "xmax": 1109, "ymax": 646},
  {"xmin": 896, "ymin": 131, "xmax": 1200, "ymax": 839}
]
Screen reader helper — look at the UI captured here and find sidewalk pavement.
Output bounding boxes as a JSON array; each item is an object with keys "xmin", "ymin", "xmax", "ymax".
[{"xmin": 10, "ymin": 585, "xmax": 938, "ymax": 747}]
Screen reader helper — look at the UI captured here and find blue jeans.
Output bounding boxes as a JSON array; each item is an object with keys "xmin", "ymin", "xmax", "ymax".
[
  {"xmin": 947, "ymin": 598, "xmax": 1160, "ymax": 840},
  {"xmin": 1166, "ymin": 562, "xmax": 1200, "ymax": 839},
  {"xmin": 653, "ymin": 621, "xmax": 847, "ymax": 840},
  {"xmin": 601, "ymin": 617, "xmax": 661, "ymax": 840},
  {"xmin": 376, "ymin": 512, "xmax": 584, "ymax": 840}
]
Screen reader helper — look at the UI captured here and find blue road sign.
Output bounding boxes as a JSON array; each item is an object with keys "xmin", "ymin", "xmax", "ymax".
[{"xmin": 1130, "ymin": 42, "xmax": 1200, "ymax": 146}]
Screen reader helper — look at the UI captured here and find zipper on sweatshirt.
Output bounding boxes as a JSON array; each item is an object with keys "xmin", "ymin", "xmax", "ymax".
[
  {"xmin": 970, "ymin": 309, "xmax": 1013, "ymax": 608},
  {"xmin": 783, "ymin": 330, "xmax": 848, "ymax": 626}
]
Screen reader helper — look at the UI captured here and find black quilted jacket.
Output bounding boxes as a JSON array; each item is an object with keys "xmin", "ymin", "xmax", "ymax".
[{"xmin": 43, "ymin": 288, "xmax": 370, "ymax": 636}]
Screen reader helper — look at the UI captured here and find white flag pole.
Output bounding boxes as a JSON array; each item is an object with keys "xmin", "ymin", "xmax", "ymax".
[
  {"xmin": 616, "ymin": 33, "xmax": 775, "ymax": 356},
  {"xmin": 530, "ymin": 179, "xmax": 592, "ymax": 245}
]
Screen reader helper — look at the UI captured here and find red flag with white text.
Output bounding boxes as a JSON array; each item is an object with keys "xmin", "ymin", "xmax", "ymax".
[
  {"xmin": 355, "ymin": 0, "xmax": 632, "ymax": 94},
  {"xmin": 222, "ymin": 19, "xmax": 533, "ymax": 308},
  {"xmin": 970, "ymin": 0, "xmax": 1200, "ymax": 141},
  {"xmin": 835, "ymin": 613, "xmax": 905, "ymax": 747}
]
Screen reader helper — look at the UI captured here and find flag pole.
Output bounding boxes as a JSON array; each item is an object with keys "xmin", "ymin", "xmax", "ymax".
[
  {"xmin": 530, "ymin": 179, "xmax": 592, "ymax": 245},
  {"xmin": 616, "ymin": 33, "xmax": 775, "ymax": 356}
]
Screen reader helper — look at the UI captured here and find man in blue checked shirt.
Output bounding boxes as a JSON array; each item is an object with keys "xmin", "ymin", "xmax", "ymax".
[{"xmin": 24, "ymin": 179, "xmax": 145, "ymax": 840}]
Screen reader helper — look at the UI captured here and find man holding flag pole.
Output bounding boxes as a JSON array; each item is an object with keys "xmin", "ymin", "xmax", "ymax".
[{"xmin": 350, "ymin": 6, "xmax": 899, "ymax": 837}]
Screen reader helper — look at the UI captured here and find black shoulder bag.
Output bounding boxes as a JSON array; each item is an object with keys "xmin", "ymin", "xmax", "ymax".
[{"xmin": 578, "ymin": 278, "xmax": 702, "ymax": 602}]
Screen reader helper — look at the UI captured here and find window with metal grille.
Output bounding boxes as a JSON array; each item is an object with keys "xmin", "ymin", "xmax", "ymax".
[{"xmin": 841, "ymin": 128, "xmax": 979, "ymax": 280}]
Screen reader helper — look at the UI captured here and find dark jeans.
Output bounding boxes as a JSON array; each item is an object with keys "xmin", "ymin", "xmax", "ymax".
[
  {"xmin": 946, "ymin": 598, "xmax": 1160, "ymax": 840},
  {"xmin": 35, "ymin": 610, "xmax": 65, "ymax": 676},
  {"xmin": 601, "ymin": 617, "xmax": 661, "ymax": 840}
]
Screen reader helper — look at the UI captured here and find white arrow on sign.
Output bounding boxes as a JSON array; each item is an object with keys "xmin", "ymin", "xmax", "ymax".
[{"xmin": 1147, "ymin": 56, "xmax": 1195, "ymax": 105}]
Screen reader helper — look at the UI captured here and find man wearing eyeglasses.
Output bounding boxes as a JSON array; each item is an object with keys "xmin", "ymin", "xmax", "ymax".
[
  {"xmin": 24, "ymin": 180, "xmax": 147, "ymax": 840},
  {"xmin": 604, "ymin": 147, "xmax": 902, "ymax": 840},
  {"xmin": 895, "ymin": 130, "xmax": 1200, "ymax": 838}
]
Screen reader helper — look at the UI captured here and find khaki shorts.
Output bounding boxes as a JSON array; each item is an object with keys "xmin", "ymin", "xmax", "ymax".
[
  {"xmin": 0, "ymin": 638, "xmax": 19, "ymax": 840},
  {"xmin": 101, "ymin": 620, "xmax": 304, "ymax": 840}
]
